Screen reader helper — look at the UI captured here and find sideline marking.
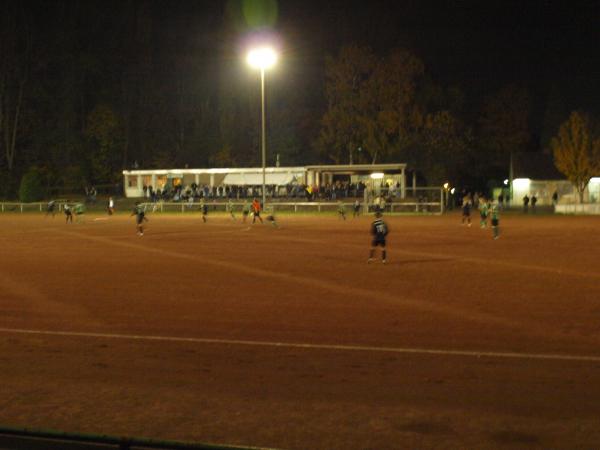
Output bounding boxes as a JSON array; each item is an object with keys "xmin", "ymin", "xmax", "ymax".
[{"xmin": 1, "ymin": 327, "xmax": 600, "ymax": 363}]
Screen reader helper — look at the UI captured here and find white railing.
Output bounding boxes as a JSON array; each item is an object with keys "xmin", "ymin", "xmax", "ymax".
[
  {"xmin": 0, "ymin": 202, "xmax": 46, "ymax": 213},
  {"xmin": 0, "ymin": 202, "xmax": 69, "ymax": 213},
  {"xmin": 140, "ymin": 200, "xmax": 443, "ymax": 215}
]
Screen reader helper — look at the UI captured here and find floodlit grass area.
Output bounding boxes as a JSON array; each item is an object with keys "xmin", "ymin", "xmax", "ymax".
[{"xmin": 1, "ymin": 212, "xmax": 600, "ymax": 449}]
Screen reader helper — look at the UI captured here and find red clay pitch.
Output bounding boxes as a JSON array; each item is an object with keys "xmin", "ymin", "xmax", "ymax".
[{"xmin": 1, "ymin": 212, "xmax": 599, "ymax": 449}]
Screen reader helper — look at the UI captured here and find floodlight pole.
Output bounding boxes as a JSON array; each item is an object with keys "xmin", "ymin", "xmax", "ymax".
[{"xmin": 260, "ymin": 67, "xmax": 267, "ymax": 208}]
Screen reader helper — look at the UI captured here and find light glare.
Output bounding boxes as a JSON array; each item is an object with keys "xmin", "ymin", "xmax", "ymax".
[
  {"xmin": 512, "ymin": 178, "xmax": 531, "ymax": 189},
  {"xmin": 247, "ymin": 47, "xmax": 277, "ymax": 69},
  {"xmin": 370, "ymin": 172, "xmax": 384, "ymax": 180}
]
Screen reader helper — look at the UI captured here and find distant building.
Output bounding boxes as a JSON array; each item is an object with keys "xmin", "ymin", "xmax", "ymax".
[{"xmin": 511, "ymin": 153, "xmax": 600, "ymax": 205}]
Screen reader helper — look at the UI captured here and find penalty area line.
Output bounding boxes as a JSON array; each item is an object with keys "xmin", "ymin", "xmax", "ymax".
[{"xmin": 1, "ymin": 327, "xmax": 600, "ymax": 363}]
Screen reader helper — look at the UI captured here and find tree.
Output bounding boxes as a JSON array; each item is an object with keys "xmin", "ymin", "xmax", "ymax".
[
  {"xmin": 479, "ymin": 84, "xmax": 531, "ymax": 166},
  {"xmin": 85, "ymin": 104, "xmax": 125, "ymax": 184},
  {"xmin": 0, "ymin": 1, "xmax": 32, "ymax": 172},
  {"xmin": 418, "ymin": 110, "xmax": 473, "ymax": 185},
  {"xmin": 18, "ymin": 167, "xmax": 45, "ymax": 202},
  {"xmin": 552, "ymin": 111, "xmax": 600, "ymax": 203},
  {"xmin": 317, "ymin": 46, "xmax": 424, "ymax": 164}
]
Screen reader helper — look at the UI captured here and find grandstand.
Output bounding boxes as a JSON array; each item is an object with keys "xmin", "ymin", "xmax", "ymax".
[{"xmin": 122, "ymin": 163, "xmax": 410, "ymax": 199}]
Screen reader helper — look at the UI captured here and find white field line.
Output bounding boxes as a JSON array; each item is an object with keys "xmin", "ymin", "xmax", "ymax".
[{"xmin": 1, "ymin": 327, "xmax": 600, "ymax": 363}]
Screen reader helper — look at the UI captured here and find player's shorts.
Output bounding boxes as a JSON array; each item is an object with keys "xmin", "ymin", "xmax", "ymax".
[
  {"xmin": 371, "ymin": 237, "xmax": 386, "ymax": 247},
  {"xmin": 243, "ymin": 210, "xmax": 249, "ymax": 216},
  {"xmin": 65, "ymin": 211, "xmax": 72, "ymax": 216},
  {"xmin": 254, "ymin": 211, "xmax": 261, "ymax": 217},
  {"xmin": 462, "ymin": 207, "xmax": 470, "ymax": 216},
  {"xmin": 491, "ymin": 218, "xmax": 499, "ymax": 226},
  {"xmin": 136, "ymin": 215, "xmax": 144, "ymax": 224}
]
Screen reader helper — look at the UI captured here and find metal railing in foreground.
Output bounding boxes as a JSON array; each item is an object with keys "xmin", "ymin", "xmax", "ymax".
[{"xmin": 0, "ymin": 426, "xmax": 279, "ymax": 450}]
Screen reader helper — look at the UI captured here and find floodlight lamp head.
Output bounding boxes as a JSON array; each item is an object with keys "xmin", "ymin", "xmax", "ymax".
[{"xmin": 247, "ymin": 47, "xmax": 277, "ymax": 70}]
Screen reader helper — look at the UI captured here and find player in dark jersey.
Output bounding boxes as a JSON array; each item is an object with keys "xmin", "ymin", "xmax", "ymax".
[
  {"xmin": 461, "ymin": 195, "xmax": 472, "ymax": 226},
  {"xmin": 491, "ymin": 203, "xmax": 500, "ymax": 240},
  {"xmin": 353, "ymin": 200, "xmax": 361, "ymax": 218},
  {"xmin": 46, "ymin": 200, "xmax": 57, "ymax": 218},
  {"xmin": 131, "ymin": 202, "xmax": 148, "ymax": 235},
  {"xmin": 368, "ymin": 211, "xmax": 388, "ymax": 264},
  {"xmin": 64, "ymin": 203, "xmax": 73, "ymax": 223},
  {"xmin": 200, "ymin": 200, "xmax": 208, "ymax": 223},
  {"xmin": 264, "ymin": 206, "xmax": 279, "ymax": 228}
]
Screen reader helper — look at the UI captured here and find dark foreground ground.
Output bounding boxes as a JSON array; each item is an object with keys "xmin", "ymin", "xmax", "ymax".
[{"xmin": 1, "ymin": 212, "xmax": 599, "ymax": 449}]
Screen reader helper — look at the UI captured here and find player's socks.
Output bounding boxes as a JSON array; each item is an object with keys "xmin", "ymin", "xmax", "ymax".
[{"xmin": 382, "ymin": 250, "xmax": 387, "ymax": 262}]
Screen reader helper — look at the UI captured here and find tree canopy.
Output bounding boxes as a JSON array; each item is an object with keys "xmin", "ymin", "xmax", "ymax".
[{"xmin": 552, "ymin": 111, "xmax": 600, "ymax": 203}]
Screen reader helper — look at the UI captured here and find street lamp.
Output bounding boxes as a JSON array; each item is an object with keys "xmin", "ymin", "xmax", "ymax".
[{"xmin": 247, "ymin": 46, "xmax": 277, "ymax": 209}]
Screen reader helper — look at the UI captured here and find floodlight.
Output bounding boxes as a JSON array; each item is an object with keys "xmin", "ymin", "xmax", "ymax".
[
  {"xmin": 247, "ymin": 47, "xmax": 277, "ymax": 70},
  {"xmin": 370, "ymin": 172, "xmax": 384, "ymax": 180}
]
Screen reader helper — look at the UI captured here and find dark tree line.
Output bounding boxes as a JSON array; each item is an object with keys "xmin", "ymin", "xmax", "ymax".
[{"xmin": 0, "ymin": 0, "xmax": 586, "ymax": 199}]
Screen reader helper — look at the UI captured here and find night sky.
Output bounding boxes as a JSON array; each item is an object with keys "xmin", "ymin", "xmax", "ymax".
[
  {"xmin": 277, "ymin": 0, "xmax": 599, "ymax": 112},
  {"xmin": 2, "ymin": 0, "xmax": 599, "ymax": 192}
]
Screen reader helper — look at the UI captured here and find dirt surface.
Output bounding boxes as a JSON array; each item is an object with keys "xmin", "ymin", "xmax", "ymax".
[{"xmin": 1, "ymin": 211, "xmax": 600, "ymax": 449}]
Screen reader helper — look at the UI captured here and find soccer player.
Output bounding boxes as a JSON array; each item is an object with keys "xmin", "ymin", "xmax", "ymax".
[
  {"xmin": 64, "ymin": 203, "xmax": 73, "ymax": 223},
  {"xmin": 337, "ymin": 201, "xmax": 346, "ymax": 220},
  {"xmin": 265, "ymin": 207, "xmax": 279, "ymax": 228},
  {"xmin": 461, "ymin": 195, "xmax": 472, "ymax": 226},
  {"xmin": 131, "ymin": 202, "xmax": 148, "ymax": 236},
  {"xmin": 107, "ymin": 197, "xmax": 115, "ymax": 215},
  {"xmin": 491, "ymin": 203, "xmax": 500, "ymax": 239},
  {"xmin": 226, "ymin": 199, "xmax": 236, "ymax": 220},
  {"xmin": 242, "ymin": 200, "xmax": 250, "ymax": 223},
  {"xmin": 353, "ymin": 199, "xmax": 361, "ymax": 218},
  {"xmin": 479, "ymin": 198, "xmax": 489, "ymax": 228},
  {"xmin": 200, "ymin": 199, "xmax": 208, "ymax": 223},
  {"xmin": 74, "ymin": 203, "xmax": 85, "ymax": 223},
  {"xmin": 368, "ymin": 211, "xmax": 388, "ymax": 264},
  {"xmin": 251, "ymin": 198, "xmax": 263, "ymax": 224},
  {"xmin": 46, "ymin": 200, "xmax": 56, "ymax": 218}
]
